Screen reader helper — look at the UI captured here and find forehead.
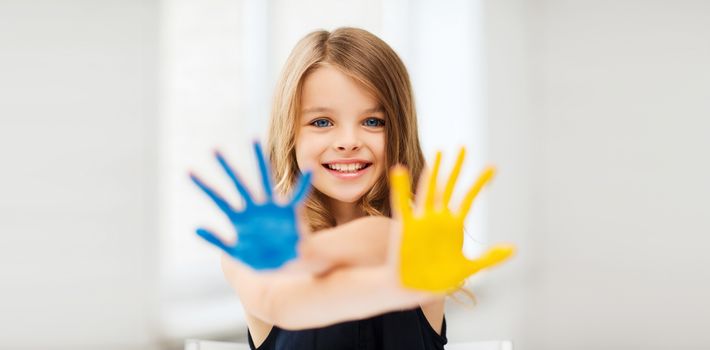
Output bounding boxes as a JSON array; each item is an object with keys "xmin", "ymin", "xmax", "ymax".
[{"xmin": 300, "ymin": 64, "xmax": 380, "ymax": 114}]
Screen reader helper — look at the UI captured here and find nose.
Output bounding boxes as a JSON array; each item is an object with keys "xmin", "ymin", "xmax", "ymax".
[
  {"xmin": 335, "ymin": 126, "xmax": 362, "ymax": 152},
  {"xmin": 337, "ymin": 143, "xmax": 360, "ymax": 151}
]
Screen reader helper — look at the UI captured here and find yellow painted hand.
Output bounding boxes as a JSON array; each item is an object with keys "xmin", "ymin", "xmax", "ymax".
[{"xmin": 390, "ymin": 148, "xmax": 516, "ymax": 293}]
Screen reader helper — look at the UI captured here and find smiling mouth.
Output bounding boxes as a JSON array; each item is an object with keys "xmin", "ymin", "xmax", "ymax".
[{"xmin": 322, "ymin": 162, "xmax": 373, "ymax": 174}]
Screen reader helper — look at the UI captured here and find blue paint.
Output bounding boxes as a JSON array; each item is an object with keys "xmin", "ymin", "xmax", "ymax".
[{"xmin": 190, "ymin": 141, "xmax": 312, "ymax": 270}]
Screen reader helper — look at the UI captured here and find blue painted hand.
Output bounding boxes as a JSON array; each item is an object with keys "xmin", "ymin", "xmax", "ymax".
[{"xmin": 190, "ymin": 141, "xmax": 312, "ymax": 270}]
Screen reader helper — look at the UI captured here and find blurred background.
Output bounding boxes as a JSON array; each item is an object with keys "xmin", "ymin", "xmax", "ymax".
[{"xmin": 1, "ymin": 0, "xmax": 709, "ymax": 349}]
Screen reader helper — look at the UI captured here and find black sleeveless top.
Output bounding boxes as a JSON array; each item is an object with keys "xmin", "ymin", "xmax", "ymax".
[{"xmin": 248, "ymin": 307, "xmax": 447, "ymax": 350}]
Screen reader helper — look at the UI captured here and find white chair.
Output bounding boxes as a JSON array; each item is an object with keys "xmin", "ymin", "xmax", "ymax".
[
  {"xmin": 185, "ymin": 339, "xmax": 513, "ymax": 350},
  {"xmin": 185, "ymin": 339, "xmax": 250, "ymax": 350},
  {"xmin": 445, "ymin": 340, "xmax": 513, "ymax": 350}
]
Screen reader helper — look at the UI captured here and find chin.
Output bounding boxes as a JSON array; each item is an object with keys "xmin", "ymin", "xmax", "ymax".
[{"xmin": 315, "ymin": 185, "xmax": 368, "ymax": 204}]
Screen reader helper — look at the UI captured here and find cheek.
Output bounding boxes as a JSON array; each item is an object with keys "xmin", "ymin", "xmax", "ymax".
[
  {"xmin": 294, "ymin": 142, "xmax": 308, "ymax": 171},
  {"xmin": 295, "ymin": 134, "xmax": 324, "ymax": 171},
  {"xmin": 362, "ymin": 133, "xmax": 386, "ymax": 177},
  {"xmin": 370, "ymin": 133, "xmax": 386, "ymax": 164}
]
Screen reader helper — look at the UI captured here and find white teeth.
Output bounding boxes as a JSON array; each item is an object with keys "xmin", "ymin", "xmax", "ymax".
[{"xmin": 326, "ymin": 163, "xmax": 368, "ymax": 172}]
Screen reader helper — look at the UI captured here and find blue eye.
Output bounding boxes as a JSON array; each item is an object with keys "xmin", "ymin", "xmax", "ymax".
[
  {"xmin": 311, "ymin": 119, "xmax": 333, "ymax": 128},
  {"xmin": 363, "ymin": 117, "xmax": 385, "ymax": 127}
]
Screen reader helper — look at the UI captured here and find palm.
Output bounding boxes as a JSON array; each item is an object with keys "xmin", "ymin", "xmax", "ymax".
[
  {"xmin": 190, "ymin": 141, "xmax": 312, "ymax": 270},
  {"xmin": 391, "ymin": 148, "xmax": 515, "ymax": 292}
]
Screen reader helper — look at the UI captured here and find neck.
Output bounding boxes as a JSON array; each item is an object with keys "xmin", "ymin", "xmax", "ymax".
[{"xmin": 329, "ymin": 199, "xmax": 365, "ymax": 225}]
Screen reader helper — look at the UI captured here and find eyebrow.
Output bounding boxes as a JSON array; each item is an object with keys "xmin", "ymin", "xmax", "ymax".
[{"xmin": 302, "ymin": 106, "xmax": 384, "ymax": 114}]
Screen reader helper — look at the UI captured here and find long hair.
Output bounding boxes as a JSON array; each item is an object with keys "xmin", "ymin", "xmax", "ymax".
[{"xmin": 267, "ymin": 27, "xmax": 425, "ymax": 231}]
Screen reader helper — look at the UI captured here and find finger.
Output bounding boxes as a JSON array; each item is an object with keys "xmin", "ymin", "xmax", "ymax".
[
  {"xmin": 413, "ymin": 166, "xmax": 429, "ymax": 216},
  {"xmin": 190, "ymin": 172, "xmax": 236, "ymax": 217},
  {"xmin": 289, "ymin": 171, "xmax": 313, "ymax": 206},
  {"xmin": 463, "ymin": 244, "xmax": 516, "ymax": 276},
  {"xmin": 390, "ymin": 165, "xmax": 413, "ymax": 221},
  {"xmin": 215, "ymin": 151, "xmax": 255, "ymax": 207},
  {"xmin": 254, "ymin": 141, "xmax": 274, "ymax": 200},
  {"xmin": 457, "ymin": 166, "xmax": 496, "ymax": 218},
  {"xmin": 196, "ymin": 227, "xmax": 232, "ymax": 253},
  {"xmin": 424, "ymin": 151, "xmax": 442, "ymax": 211},
  {"xmin": 443, "ymin": 147, "xmax": 466, "ymax": 208}
]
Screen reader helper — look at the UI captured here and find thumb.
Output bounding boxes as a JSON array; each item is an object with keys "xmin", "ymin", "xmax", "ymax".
[{"xmin": 463, "ymin": 244, "xmax": 516, "ymax": 276}]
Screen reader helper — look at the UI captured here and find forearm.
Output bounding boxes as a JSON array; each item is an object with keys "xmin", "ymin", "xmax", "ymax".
[
  {"xmin": 298, "ymin": 216, "xmax": 392, "ymax": 270},
  {"xmin": 268, "ymin": 265, "xmax": 431, "ymax": 330},
  {"xmin": 222, "ymin": 254, "xmax": 432, "ymax": 330}
]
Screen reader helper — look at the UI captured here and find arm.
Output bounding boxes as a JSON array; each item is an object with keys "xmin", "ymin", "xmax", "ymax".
[
  {"xmin": 297, "ymin": 215, "xmax": 392, "ymax": 273},
  {"xmin": 221, "ymin": 253, "xmax": 434, "ymax": 330},
  {"xmin": 225, "ymin": 215, "xmax": 444, "ymax": 334}
]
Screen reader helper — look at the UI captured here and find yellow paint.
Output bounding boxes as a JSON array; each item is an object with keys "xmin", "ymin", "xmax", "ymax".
[{"xmin": 390, "ymin": 148, "xmax": 516, "ymax": 292}]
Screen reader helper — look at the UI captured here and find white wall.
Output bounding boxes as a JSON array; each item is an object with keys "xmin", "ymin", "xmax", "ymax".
[
  {"xmin": 0, "ymin": 1, "xmax": 159, "ymax": 349},
  {"xmin": 482, "ymin": 0, "xmax": 710, "ymax": 349}
]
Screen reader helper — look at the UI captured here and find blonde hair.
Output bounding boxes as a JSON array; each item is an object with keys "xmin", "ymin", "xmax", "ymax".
[{"xmin": 267, "ymin": 27, "xmax": 425, "ymax": 231}]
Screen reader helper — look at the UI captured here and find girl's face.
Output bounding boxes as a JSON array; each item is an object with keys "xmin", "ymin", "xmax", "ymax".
[{"xmin": 295, "ymin": 64, "xmax": 386, "ymax": 204}]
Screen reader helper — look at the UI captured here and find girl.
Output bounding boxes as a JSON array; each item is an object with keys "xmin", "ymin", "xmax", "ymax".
[
  {"xmin": 199, "ymin": 27, "xmax": 511, "ymax": 350},
  {"xmin": 231, "ymin": 27, "xmax": 444, "ymax": 349}
]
